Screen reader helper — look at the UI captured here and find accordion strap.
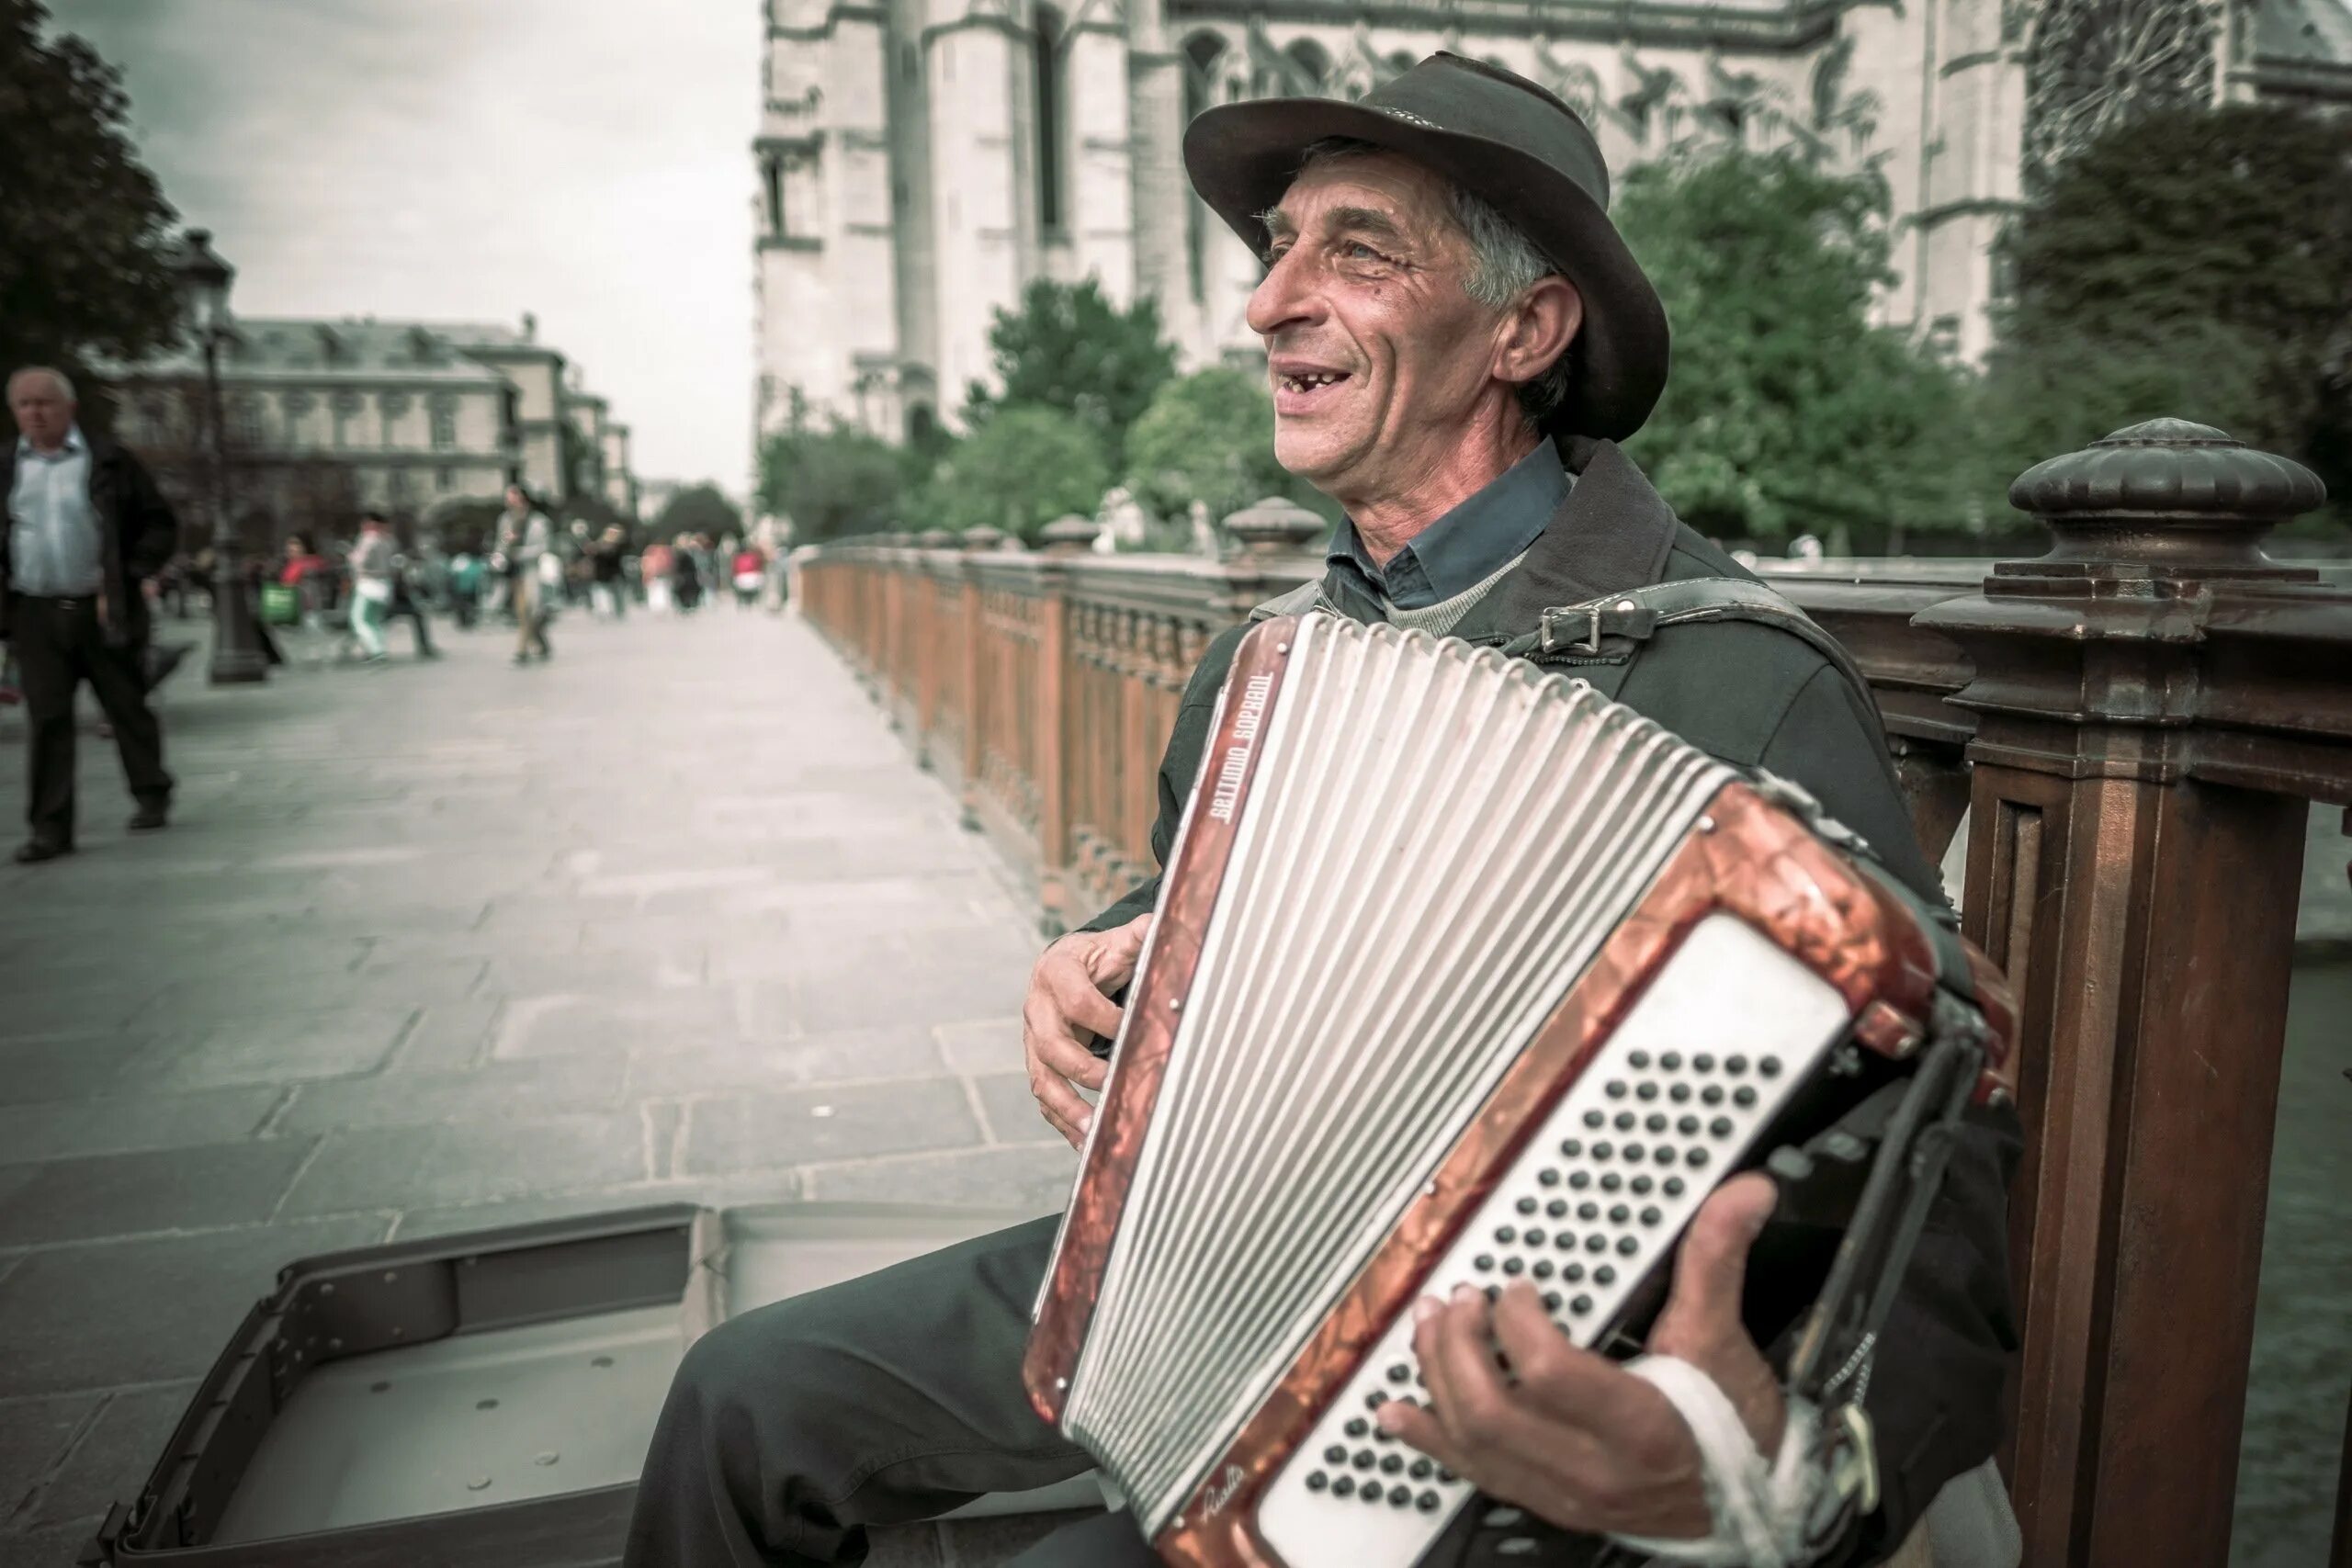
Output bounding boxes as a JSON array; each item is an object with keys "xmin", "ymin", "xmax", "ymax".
[{"xmin": 1510, "ymin": 578, "xmax": 1878, "ymax": 713}]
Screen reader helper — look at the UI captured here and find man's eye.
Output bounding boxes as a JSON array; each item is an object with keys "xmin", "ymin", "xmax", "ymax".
[{"xmin": 1342, "ymin": 242, "xmax": 1389, "ymax": 262}]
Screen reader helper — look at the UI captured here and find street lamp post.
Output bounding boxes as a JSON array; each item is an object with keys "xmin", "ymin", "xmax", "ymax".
[{"xmin": 172, "ymin": 228, "xmax": 267, "ymax": 684}]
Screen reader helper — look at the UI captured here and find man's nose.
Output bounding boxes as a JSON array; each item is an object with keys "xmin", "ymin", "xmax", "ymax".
[{"xmin": 1246, "ymin": 248, "xmax": 1320, "ymax": 341}]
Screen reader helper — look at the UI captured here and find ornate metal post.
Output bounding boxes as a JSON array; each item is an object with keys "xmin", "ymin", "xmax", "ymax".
[
  {"xmin": 171, "ymin": 230, "xmax": 268, "ymax": 685},
  {"xmin": 1917, "ymin": 420, "xmax": 2335, "ymax": 1565}
]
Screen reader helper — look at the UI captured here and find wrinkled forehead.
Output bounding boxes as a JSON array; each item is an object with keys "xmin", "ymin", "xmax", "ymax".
[{"xmin": 1266, "ymin": 150, "xmax": 1460, "ymax": 245}]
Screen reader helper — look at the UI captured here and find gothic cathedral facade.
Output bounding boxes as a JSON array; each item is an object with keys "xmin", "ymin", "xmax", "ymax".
[{"xmin": 752, "ymin": 0, "xmax": 2351, "ymax": 455}]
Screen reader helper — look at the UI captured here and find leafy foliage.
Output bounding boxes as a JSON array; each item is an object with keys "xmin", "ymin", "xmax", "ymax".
[
  {"xmin": 757, "ymin": 394, "xmax": 911, "ymax": 544},
  {"xmin": 914, "ymin": 406, "xmax": 1110, "ymax": 544},
  {"xmin": 0, "ymin": 0, "xmax": 184, "ymax": 428},
  {"xmin": 1982, "ymin": 103, "xmax": 2352, "ymax": 527},
  {"xmin": 1613, "ymin": 150, "xmax": 1970, "ymax": 545},
  {"xmin": 963, "ymin": 279, "xmax": 1177, "ymax": 466},
  {"xmin": 653, "ymin": 482, "xmax": 745, "ymax": 543},
  {"xmin": 1123, "ymin": 369, "xmax": 1301, "ymax": 530}
]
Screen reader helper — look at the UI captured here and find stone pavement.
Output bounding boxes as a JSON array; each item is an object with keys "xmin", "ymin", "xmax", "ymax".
[{"xmin": 0, "ymin": 604, "xmax": 1079, "ymax": 1566}]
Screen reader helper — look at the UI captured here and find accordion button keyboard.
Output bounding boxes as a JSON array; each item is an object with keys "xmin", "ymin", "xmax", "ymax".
[{"xmin": 1254, "ymin": 912, "xmax": 1849, "ymax": 1568}]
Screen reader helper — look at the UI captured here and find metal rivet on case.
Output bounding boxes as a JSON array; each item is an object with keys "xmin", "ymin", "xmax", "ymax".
[
  {"xmin": 467, "ymin": 1476, "xmax": 492, "ymax": 1492},
  {"xmin": 535, "ymin": 1451, "xmax": 560, "ymax": 1467}
]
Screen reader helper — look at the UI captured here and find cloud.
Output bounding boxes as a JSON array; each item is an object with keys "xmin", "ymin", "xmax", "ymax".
[{"xmin": 50, "ymin": 0, "xmax": 757, "ymax": 488}]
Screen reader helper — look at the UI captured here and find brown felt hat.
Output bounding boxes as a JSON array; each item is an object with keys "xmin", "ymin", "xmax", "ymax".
[{"xmin": 1183, "ymin": 51, "xmax": 1669, "ymax": 442}]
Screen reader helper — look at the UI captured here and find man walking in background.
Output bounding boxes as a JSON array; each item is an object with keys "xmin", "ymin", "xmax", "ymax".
[
  {"xmin": 495, "ymin": 483, "xmax": 554, "ymax": 664},
  {"xmin": 1, "ymin": 367, "xmax": 178, "ymax": 863}
]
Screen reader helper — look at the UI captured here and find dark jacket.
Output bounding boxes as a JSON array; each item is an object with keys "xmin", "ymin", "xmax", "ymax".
[
  {"xmin": 1079, "ymin": 436, "xmax": 2018, "ymax": 1563},
  {"xmin": 0, "ymin": 432, "xmax": 180, "ymax": 649}
]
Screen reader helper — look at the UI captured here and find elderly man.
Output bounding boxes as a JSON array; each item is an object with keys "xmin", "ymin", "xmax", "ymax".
[
  {"xmin": 628, "ymin": 55, "xmax": 2015, "ymax": 1568},
  {"xmin": 1, "ymin": 367, "xmax": 179, "ymax": 863}
]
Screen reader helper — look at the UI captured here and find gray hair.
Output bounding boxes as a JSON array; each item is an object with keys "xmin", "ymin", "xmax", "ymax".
[
  {"xmin": 1291, "ymin": 138, "xmax": 1574, "ymax": 426},
  {"xmin": 7, "ymin": 367, "xmax": 77, "ymax": 402}
]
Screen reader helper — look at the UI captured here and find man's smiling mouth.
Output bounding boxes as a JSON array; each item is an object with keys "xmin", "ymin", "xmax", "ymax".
[{"xmin": 1276, "ymin": 370, "xmax": 1351, "ymax": 394}]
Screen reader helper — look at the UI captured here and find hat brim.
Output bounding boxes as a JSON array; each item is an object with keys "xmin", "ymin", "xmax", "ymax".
[{"xmin": 1183, "ymin": 97, "xmax": 1669, "ymax": 442}]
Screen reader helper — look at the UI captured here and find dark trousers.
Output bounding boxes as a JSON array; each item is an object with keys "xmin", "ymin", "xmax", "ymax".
[
  {"xmin": 625, "ymin": 1216, "xmax": 1577, "ymax": 1568},
  {"xmin": 8, "ymin": 594, "xmax": 172, "ymax": 845},
  {"xmin": 627, "ymin": 1216, "xmax": 1118, "ymax": 1567},
  {"xmin": 388, "ymin": 589, "xmax": 437, "ymax": 655}
]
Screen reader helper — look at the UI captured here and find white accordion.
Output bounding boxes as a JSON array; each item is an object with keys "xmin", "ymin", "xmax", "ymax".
[{"xmin": 1026, "ymin": 613, "xmax": 2012, "ymax": 1568}]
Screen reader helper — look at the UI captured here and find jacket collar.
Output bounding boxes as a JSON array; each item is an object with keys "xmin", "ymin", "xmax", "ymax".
[
  {"xmin": 1407, "ymin": 435, "xmax": 1680, "ymax": 644},
  {"xmin": 1258, "ymin": 435, "xmax": 1684, "ymax": 636}
]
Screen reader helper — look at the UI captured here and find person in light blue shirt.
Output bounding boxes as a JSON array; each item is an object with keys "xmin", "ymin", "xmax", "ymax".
[{"xmin": 1, "ymin": 367, "xmax": 179, "ymax": 863}]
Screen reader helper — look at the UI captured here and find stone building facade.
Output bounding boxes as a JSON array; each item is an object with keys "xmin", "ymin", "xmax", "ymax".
[
  {"xmin": 752, "ymin": 0, "xmax": 2352, "ymax": 451},
  {"xmin": 108, "ymin": 314, "xmax": 643, "ymax": 547}
]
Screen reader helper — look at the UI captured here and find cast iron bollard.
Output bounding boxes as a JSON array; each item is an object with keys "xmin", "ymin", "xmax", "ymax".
[{"xmin": 1918, "ymin": 419, "xmax": 2346, "ymax": 1567}]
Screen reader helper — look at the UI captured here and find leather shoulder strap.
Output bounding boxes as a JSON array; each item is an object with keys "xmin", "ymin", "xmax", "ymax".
[{"xmin": 1507, "ymin": 577, "xmax": 1879, "ymax": 713}]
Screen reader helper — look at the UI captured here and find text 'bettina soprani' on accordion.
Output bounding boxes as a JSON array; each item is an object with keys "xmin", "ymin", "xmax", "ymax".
[{"xmin": 1023, "ymin": 612, "xmax": 2015, "ymax": 1568}]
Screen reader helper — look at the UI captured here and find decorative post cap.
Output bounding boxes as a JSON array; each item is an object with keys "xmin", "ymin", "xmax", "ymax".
[
  {"xmin": 2007, "ymin": 419, "xmax": 2326, "ymax": 576},
  {"xmin": 916, "ymin": 528, "xmax": 954, "ymax": 550},
  {"xmin": 961, "ymin": 525, "xmax": 1008, "ymax": 551},
  {"xmin": 1222, "ymin": 496, "xmax": 1327, "ymax": 559},
  {"xmin": 1038, "ymin": 516, "xmax": 1101, "ymax": 556}
]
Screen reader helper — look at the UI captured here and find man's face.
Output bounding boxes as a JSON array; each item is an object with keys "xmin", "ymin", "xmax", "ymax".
[
  {"xmin": 1247, "ymin": 154, "xmax": 1503, "ymax": 500},
  {"xmin": 8, "ymin": 374, "xmax": 75, "ymax": 450},
  {"xmin": 506, "ymin": 487, "xmax": 526, "ymax": 512}
]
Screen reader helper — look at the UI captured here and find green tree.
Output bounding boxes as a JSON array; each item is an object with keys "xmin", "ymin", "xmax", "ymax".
[
  {"xmin": 1123, "ymin": 368, "xmax": 1300, "ymax": 532},
  {"xmin": 654, "ymin": 482, "xmax": 745, "ymax": 542},
  {"xmin": 1981, "ymin": 103, "xmax": 2352, "ymax": 528},
  {"xmin": 0, "ymin": 0, "xmax": 184, "ymax": 425},
  {"xmin": 914, "ymin": 406, "xmax": 1110, "ymax": 544},
  {"xmin": 757, "ymin": 395, "xmax": 911, "ymax": 544},
  {"xmin": 963, "ymin": 278, "xmax": 1177, "ymax": 466},
  {"xmin": 1613, "ymin": 150, "xmax": 1969, "ymax": 546}
]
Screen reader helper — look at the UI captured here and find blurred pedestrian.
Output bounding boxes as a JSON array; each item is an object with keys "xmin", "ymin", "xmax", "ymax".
[
  {"xmin": 494, "ymin": 484, "xmax": 554, "ymax": 664},
  {"xmin": 641, "ymin": 536, "xmax": 675, "ymax": 614},
  {"xmin": 347, "ymin": 512, "xmax": 396, "ymax": 662},
  {"xmin": 384, "ymin": 527, "xmax": 440, "ymax": 659},
  {"xmin": 590, "ymin": 525, "xmax": 628, "ymax": 619},
  {"xmin": 1, "ymin": 367, "xmax": 177, "ymax": 863},
  {"xmin": 730, "ymin": 541, "xmax": 765, "ymax": 608},
  {"xmin": 447, "ymin": 545, "xmax": 485, "ymax": 629},
  {"xmin": 671, "ymin": 532, "xmax": 703, "ymax": 615}
]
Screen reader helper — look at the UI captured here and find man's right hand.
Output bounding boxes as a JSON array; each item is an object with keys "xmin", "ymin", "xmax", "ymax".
[{"xmin": 1022, "ymin": 913, "xmax": 1152, "ymax": 1148}]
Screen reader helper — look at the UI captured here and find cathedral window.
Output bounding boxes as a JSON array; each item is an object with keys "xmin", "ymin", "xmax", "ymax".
[
  {"xmin": 1034, "ymin": 4, "xmax": 1069, "ymax": 237},
  {"xmin": 431, "ymin": 405, "xmax": 458, "ymax": 451},
  {"xmin": 1283, "ymin": 39, "xmax": 1328, "ymax": 96},
  {"xmin": 1182, "ymin": 32, "xmax": 1227, "ymax": 302}
]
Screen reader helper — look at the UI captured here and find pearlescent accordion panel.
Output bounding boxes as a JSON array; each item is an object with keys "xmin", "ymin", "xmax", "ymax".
[{"xmin": 1023, "ymin": 612, "xmax": 2000, "ymax": 1568}]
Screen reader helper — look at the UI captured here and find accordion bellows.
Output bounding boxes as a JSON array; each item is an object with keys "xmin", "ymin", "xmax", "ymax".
[{"xmin": 1026, "ymin": 615, "xmax": 2007, "ymax": 1568}]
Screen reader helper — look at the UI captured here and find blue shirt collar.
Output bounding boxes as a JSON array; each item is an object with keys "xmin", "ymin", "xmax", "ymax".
[{"xmin": 1326, "ymin": 443, "xmax": 1570, "ymax": 611}]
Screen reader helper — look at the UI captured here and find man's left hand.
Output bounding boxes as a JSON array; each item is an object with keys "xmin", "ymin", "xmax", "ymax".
[{"xmin": 1378, "ymin": 1173, "xmax": 1784, "ymax": 1540}]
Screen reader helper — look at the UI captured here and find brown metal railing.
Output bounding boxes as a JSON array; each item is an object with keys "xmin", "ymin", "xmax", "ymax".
[{"xmin": 795, "ymin": 420, "xmax": 2352, "ymax": 1568}]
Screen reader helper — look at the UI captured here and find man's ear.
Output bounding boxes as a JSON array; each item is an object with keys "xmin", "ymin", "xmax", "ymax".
[{"xmin": 1494, "ymin": 276, "xmax": 1584, "ymax": 390}]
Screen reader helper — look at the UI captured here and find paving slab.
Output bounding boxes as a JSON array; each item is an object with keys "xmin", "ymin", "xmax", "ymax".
[{"xmin": 0, "ymin": 1140, "xmax": 319, "ymax": 1247}]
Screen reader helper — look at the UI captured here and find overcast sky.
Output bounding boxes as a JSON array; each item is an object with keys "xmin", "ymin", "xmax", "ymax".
[{"xmin": 51, "ymin": 0, "xmax": 758, "ymax": 491}]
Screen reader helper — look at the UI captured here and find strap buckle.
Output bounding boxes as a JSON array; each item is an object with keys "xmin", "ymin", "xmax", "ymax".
[{"xmin": 1539, "ymin": 604, "xmax": 1605, "ymax": 656}]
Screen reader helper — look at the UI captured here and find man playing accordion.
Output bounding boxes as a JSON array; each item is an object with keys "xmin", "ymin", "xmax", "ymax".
[{"xmin": 628, "ymin": 53, "xmax": 2019, "ymax": 1568}]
